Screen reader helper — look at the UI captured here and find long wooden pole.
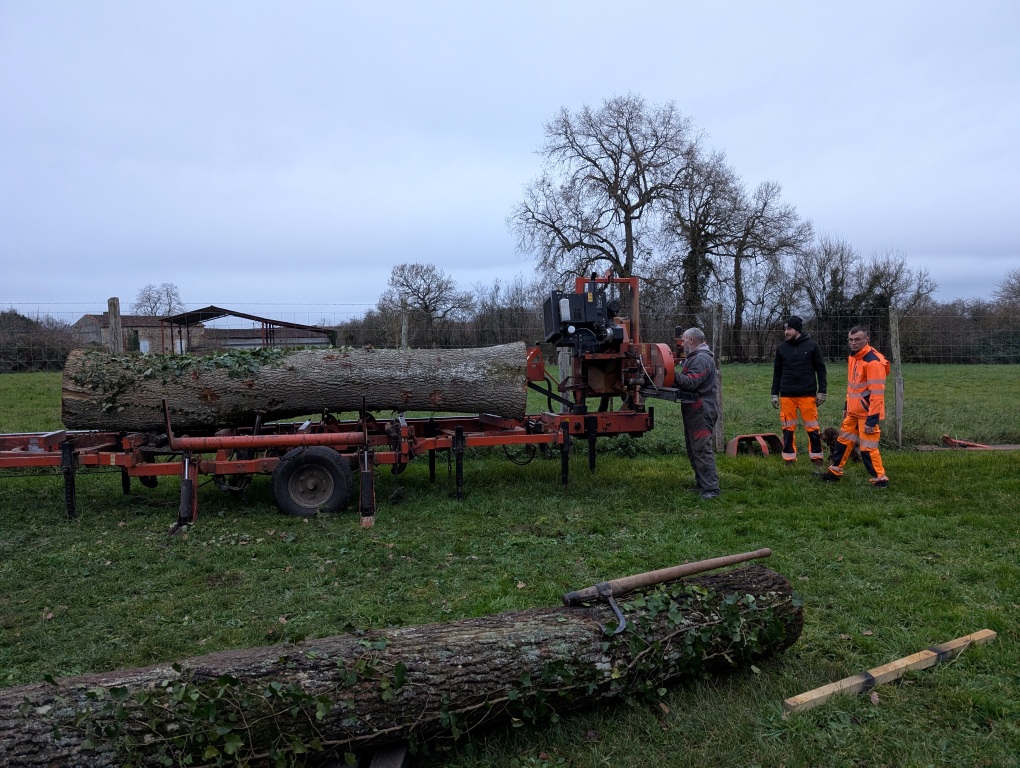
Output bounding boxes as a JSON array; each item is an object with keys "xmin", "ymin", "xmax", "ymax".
[{"xmin": 562, "ymin": 547, "xmax": 772, "ymax": 605}]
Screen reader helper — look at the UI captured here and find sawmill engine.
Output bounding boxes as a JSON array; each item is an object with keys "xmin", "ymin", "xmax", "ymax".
[{"xmin": 542, "ymin": 281, "xmax": 626, "ymax": 353}]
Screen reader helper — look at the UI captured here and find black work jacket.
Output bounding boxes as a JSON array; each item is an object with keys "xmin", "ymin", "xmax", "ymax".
[{"xmin": 771, "ymin": 333, "xmax": 827, "ymax": 398}]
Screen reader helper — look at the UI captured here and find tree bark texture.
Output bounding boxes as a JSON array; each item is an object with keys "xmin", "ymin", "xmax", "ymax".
[
  {"xmin": 0, "ymin": 565, "xmax": 801, "ymax": 767},
  {"xmin": 61, "ymin": 343, "xmax": 530, "ymax": 432}
]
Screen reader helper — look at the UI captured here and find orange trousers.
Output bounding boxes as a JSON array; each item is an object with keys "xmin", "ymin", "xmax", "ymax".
[
  {"xmin": 779, "ymin": 396, "xmax": 823, "ymax": 462},
  {"xmin": 829, "ymin": 413, "xmax": 888, "ymax": 483}
]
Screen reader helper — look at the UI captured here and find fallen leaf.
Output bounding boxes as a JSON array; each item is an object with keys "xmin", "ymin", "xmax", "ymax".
[
  {"xmin": 839, "ymin": 633, "xmax": 851, "ymax": 640},
  {"xmin": 279, "ymin": 616, "xmax": 288, "ymax": 624},
  {"xmin": 659, "ymin": 701, "xmax": 671, "ymax": 714},
  {"xmin": 798, "ymin": 576, "xmax": 809, "ymax": 581},
  {"xmin": 517, "ymin": 581, "xmax": 526, "ymax": 589},
  {"xmin": 750, "ymin": 665, "xmax": 762, "ymax": 674},
  {"xmin": 44, "ymin": 612, "xmax": 54, "ymax": 621},
  {"xmin": 863, "ymin": 629, "xmax": 874, "ymax": 636},
  {"xmin": 870, "ymin": 691, "xmax": 880, "ymax": 705}
]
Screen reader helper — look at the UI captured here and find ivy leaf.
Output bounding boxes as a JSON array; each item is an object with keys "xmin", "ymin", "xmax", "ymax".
[
  {"xmin": 393, "ymin": 661, "xmax": 408, "ymax": 688},
  {"xmin": 222, "ymin": 732, "xmax": 244, "ymax": 755}
]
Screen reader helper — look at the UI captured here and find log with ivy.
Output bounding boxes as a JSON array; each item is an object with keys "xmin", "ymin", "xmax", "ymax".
[
  {"xmin": 60, "ymin": 342, "xmax": 530, "ymax": 432},
  {"xmin": 0, "ymin": 564, "xmax": 801, "ymax": 767}
]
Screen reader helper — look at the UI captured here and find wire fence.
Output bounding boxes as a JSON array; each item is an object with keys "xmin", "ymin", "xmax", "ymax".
[{"xmin": 2, "ymin": 304, "xmax": 1019, "ymax": 373}]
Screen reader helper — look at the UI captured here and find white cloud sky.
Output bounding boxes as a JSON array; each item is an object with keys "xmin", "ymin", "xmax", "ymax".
[{"xmin": 1, "ymin": 0, "xmax": 1017, "ymax": 323}]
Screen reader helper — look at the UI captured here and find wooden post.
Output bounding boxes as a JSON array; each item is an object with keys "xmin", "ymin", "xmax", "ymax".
[
  {"xmin": 888, "ymin": 306, "xmax": 904, "ymax": 448},
  {"xmin": 107, "ymin": 297, "xmax": 123, "ymax": 353},
  {"xmin": 400, "ymin": 298, "xmax": 409, "ymax": 350},
  {"xmin": 712, "ymin": 302, "xmax": 725, "ymax": 452}
]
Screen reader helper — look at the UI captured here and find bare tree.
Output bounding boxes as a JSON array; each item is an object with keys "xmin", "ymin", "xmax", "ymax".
[
  {"xmin": 721, "ymin": 180, "xmax": 813, "ymax": 359},
  {"xmin": 471, "ymin": 274, "xmax": 544, "ymax": 346},
  {"xmin": 510, "ymin": 94, "xmax": 700, "ymax": 283},
  {"xmin": 131, "ymin": 282, "xmax": 185, "ymax": 316},
  {"xmin": 378, "ymin": 263, "xmax": 474, "ymax": 347},
  {"xmin": 992, "ymin": 266, "xmax": 1020, "ymax": 305},
  {"xmin": 861, "ymin": 251, "xmax": 938, "ymax": 315},
  {"xmin": 658, "ymin": 151, "xmax": 742, "ymax": 328}
]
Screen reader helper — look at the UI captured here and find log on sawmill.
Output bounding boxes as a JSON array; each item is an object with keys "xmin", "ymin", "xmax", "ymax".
[
  {"xmin": 61, "ymin": 342, "xmax": 529, "ymax": 431},
  {"xmin": 0, "ymin": 563, "xmax": 802, "ymax": 767}
]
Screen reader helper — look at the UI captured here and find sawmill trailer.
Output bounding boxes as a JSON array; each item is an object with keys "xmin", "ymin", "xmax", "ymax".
[{"xmin": 0, "ymin": 274, "xmax": 692, "ymax": 529}]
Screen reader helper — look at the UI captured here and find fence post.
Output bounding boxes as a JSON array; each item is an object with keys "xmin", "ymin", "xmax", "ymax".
[
  {"xmin": 888, "ymin": 306, "xmax": 904, "ymax": 448},
  {"xmin": 107, "ymin": 297, "xmax": 123, "ymax": 353},
  {"xmin": 712, "ymin": 303, "xmax": 725, "ymax": 452}
]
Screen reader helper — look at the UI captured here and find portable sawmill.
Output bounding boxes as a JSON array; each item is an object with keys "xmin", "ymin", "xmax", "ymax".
[{"xmin": 0, "ymin": 273, "xmax": 692, "ymax": 529}]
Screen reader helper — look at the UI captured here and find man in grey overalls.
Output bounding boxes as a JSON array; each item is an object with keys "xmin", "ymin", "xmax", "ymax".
[{"xmin": 676, "ymin": 327, "xmax": 721, "ymax": 499}]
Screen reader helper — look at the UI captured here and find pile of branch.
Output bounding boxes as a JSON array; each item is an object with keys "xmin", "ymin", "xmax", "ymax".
[
  {"xmin": 0, "ymin": 563, "xmax": 801, "ymax": 767},
  {"xmin": 61, "ymin": 343, "xmax": 530, "ymax": 431}
]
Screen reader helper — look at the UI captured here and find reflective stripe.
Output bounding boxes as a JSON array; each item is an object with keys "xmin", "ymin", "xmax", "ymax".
[
  {"xmin": 809, "ymin": 451, "xmax": 824, "ymax": 460},
  {"xmin": 782, "ymin": 451, "xmax": 796, "ymax": 460},
  {"xmin": 781, "ymin": 419, "xmax": 798, "ymax": 428},
  {"xmin": 804, "ymin": 419, "xmax": 819, "ymax": 429},
  {"xmin": 839, "ymin": 431, "xmax": 858, "ymax": 444},
  {"xmin": 860, "ymin": 437, "xmax": 880, "ymax": 450}
]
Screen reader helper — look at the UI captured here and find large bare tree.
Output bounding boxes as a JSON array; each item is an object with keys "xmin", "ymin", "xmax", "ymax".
[
  {"xmin": 659, "ymin": 151, "xmax": 741, "ymax": 327},
  {"xmin": 510, "ymin": 94, "xmax": 700, "ymax": 284},
  {"xmin": 378, "ymin": 263, "xmax": 474, "ymax": 347},
  {"xmin": 130, "ymin": 282, "xmax": 185, "ymax": 316}
]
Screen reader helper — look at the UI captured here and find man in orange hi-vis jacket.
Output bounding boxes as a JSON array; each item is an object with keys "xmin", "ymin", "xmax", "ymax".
[{"xmin": 819, "ymin": 325, "xmax": 890, "ymax": 487}]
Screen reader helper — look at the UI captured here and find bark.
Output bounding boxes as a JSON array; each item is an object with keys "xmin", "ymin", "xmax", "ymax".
[
  {"xmin": 61, "ymin": 343, "xmax": 529, "ymax": 432},
  {"xmin": 0, "ymin": 565, "xmax": 801, "ymax": 767}
]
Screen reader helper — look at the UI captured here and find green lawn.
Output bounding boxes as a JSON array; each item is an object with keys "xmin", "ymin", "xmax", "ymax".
[{"xmin": 1, "ymin": 366, "xmax": 1018, "ymax": 767}]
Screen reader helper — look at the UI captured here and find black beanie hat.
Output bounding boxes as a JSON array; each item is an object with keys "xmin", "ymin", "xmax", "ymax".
[{"xmin": 785, "ymin": 316, "xmax": 803, "ymax": 333}]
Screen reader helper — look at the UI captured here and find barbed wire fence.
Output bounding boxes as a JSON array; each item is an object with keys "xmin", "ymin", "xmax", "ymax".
[
  {"xmin": 3, "ymin": 302, "xmax": 1019, "ymax": 371},
  {"xmin": 3, "ymin": 301, "xmax": 1019, "ymax": 448}
]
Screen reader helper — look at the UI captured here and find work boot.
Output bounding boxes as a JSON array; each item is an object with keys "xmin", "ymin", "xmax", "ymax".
[
  {"xmin": 700, "ymin": 489, "xmax": 721, "ymax": 499},
  {"xmin": 817, "ymin": 471, "xmax": 840, "ymax": 483},
  {"xmin": 872, "ymin": 479, "xmax": 889, "ymax": 488}
]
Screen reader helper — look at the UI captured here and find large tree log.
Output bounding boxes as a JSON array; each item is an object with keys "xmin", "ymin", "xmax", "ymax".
[
  {"xmin": 61, "ymin": 343, "xmax": 529, "ymax": 431},
  {"xmin": 0, "ymin": 565, "xmax": 801, "ymax": 767}
]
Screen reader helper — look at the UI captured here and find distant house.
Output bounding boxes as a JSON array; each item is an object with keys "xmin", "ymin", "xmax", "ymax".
[
  {"xmin": 72, "ymin": 313, "xmax": 176, "ymax": 353},
  {"xmin": 72, "ymin": 306, "xmax": 335, "ymax": 354}
]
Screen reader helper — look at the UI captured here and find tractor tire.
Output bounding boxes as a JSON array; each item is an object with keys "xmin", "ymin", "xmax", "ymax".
[{"xmin": 270, "ymin": 446, "xmax": 353, "ymax": 517}]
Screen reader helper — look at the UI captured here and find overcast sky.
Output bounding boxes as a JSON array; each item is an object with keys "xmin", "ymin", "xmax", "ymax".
[{"xmin": 2, "ymin": 1, "xmax": 1017, "ymax": 324}]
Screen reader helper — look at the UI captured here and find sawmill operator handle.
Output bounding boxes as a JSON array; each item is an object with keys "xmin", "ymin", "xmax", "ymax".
[{"xmin": 562, "ymin": 547, "xmax": 773, "ymax": 606}]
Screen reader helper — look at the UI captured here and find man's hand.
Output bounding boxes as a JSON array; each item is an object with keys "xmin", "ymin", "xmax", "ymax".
[
  {"xmin": 864, "ymin": 424, "xmax": 877, "ymax": 434},
  {"xmin": 816, "ymin": 392, "xmax": 827, "ymax": 406},
  {"xmin": 771, "ymin": 395, "xmax": 779, "ymax": 409}
]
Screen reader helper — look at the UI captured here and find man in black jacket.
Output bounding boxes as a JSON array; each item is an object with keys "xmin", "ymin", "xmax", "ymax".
[{"xmin": 771, "ymin": 316, "xmax": 827, "ymax": 465}]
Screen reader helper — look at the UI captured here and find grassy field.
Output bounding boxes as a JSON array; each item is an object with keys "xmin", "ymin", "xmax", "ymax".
[{"xmin": 1, "ymin": 365, "xmax": 1018, "ymax": 767}]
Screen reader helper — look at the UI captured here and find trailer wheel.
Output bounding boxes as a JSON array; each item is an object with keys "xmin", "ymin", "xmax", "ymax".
[{"xmin": 271, "ymin": 446, "xmax": 353, "ymax": 517}]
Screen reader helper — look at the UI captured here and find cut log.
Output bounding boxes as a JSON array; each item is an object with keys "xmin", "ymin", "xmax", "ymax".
[
  {"xmin": 61, "ymin": 343, "xmax": 529, "ymax": 432},
  {"xmin": 0, "ymin": 564, "xmax": 801, "ymax": 767}
]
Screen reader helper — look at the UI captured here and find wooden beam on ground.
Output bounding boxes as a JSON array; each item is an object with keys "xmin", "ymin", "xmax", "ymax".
[{"xmin": 784, "ymin": 629, "xmax": 997, "ymax": 713}]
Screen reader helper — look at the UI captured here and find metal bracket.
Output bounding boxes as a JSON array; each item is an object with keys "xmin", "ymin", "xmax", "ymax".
[{"xmin": 596, "ymin": 581, "xmax": 627, "ymax": 635}]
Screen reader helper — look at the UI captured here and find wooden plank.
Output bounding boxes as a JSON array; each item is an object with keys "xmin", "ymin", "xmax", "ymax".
[{"xmin": 784, "ymin": 629, "xmax": 997, "ymax": 713}]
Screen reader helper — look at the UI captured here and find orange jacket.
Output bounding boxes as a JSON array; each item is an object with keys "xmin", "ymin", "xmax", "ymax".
[{"xmin": 846, "ymin": 344, "xmax": 890, "ymax": 427}]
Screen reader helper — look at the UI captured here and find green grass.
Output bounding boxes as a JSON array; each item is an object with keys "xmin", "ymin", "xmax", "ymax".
[{"xmin": 1, "ymin": 366, "xmax": 1018, "ymax": 767}]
